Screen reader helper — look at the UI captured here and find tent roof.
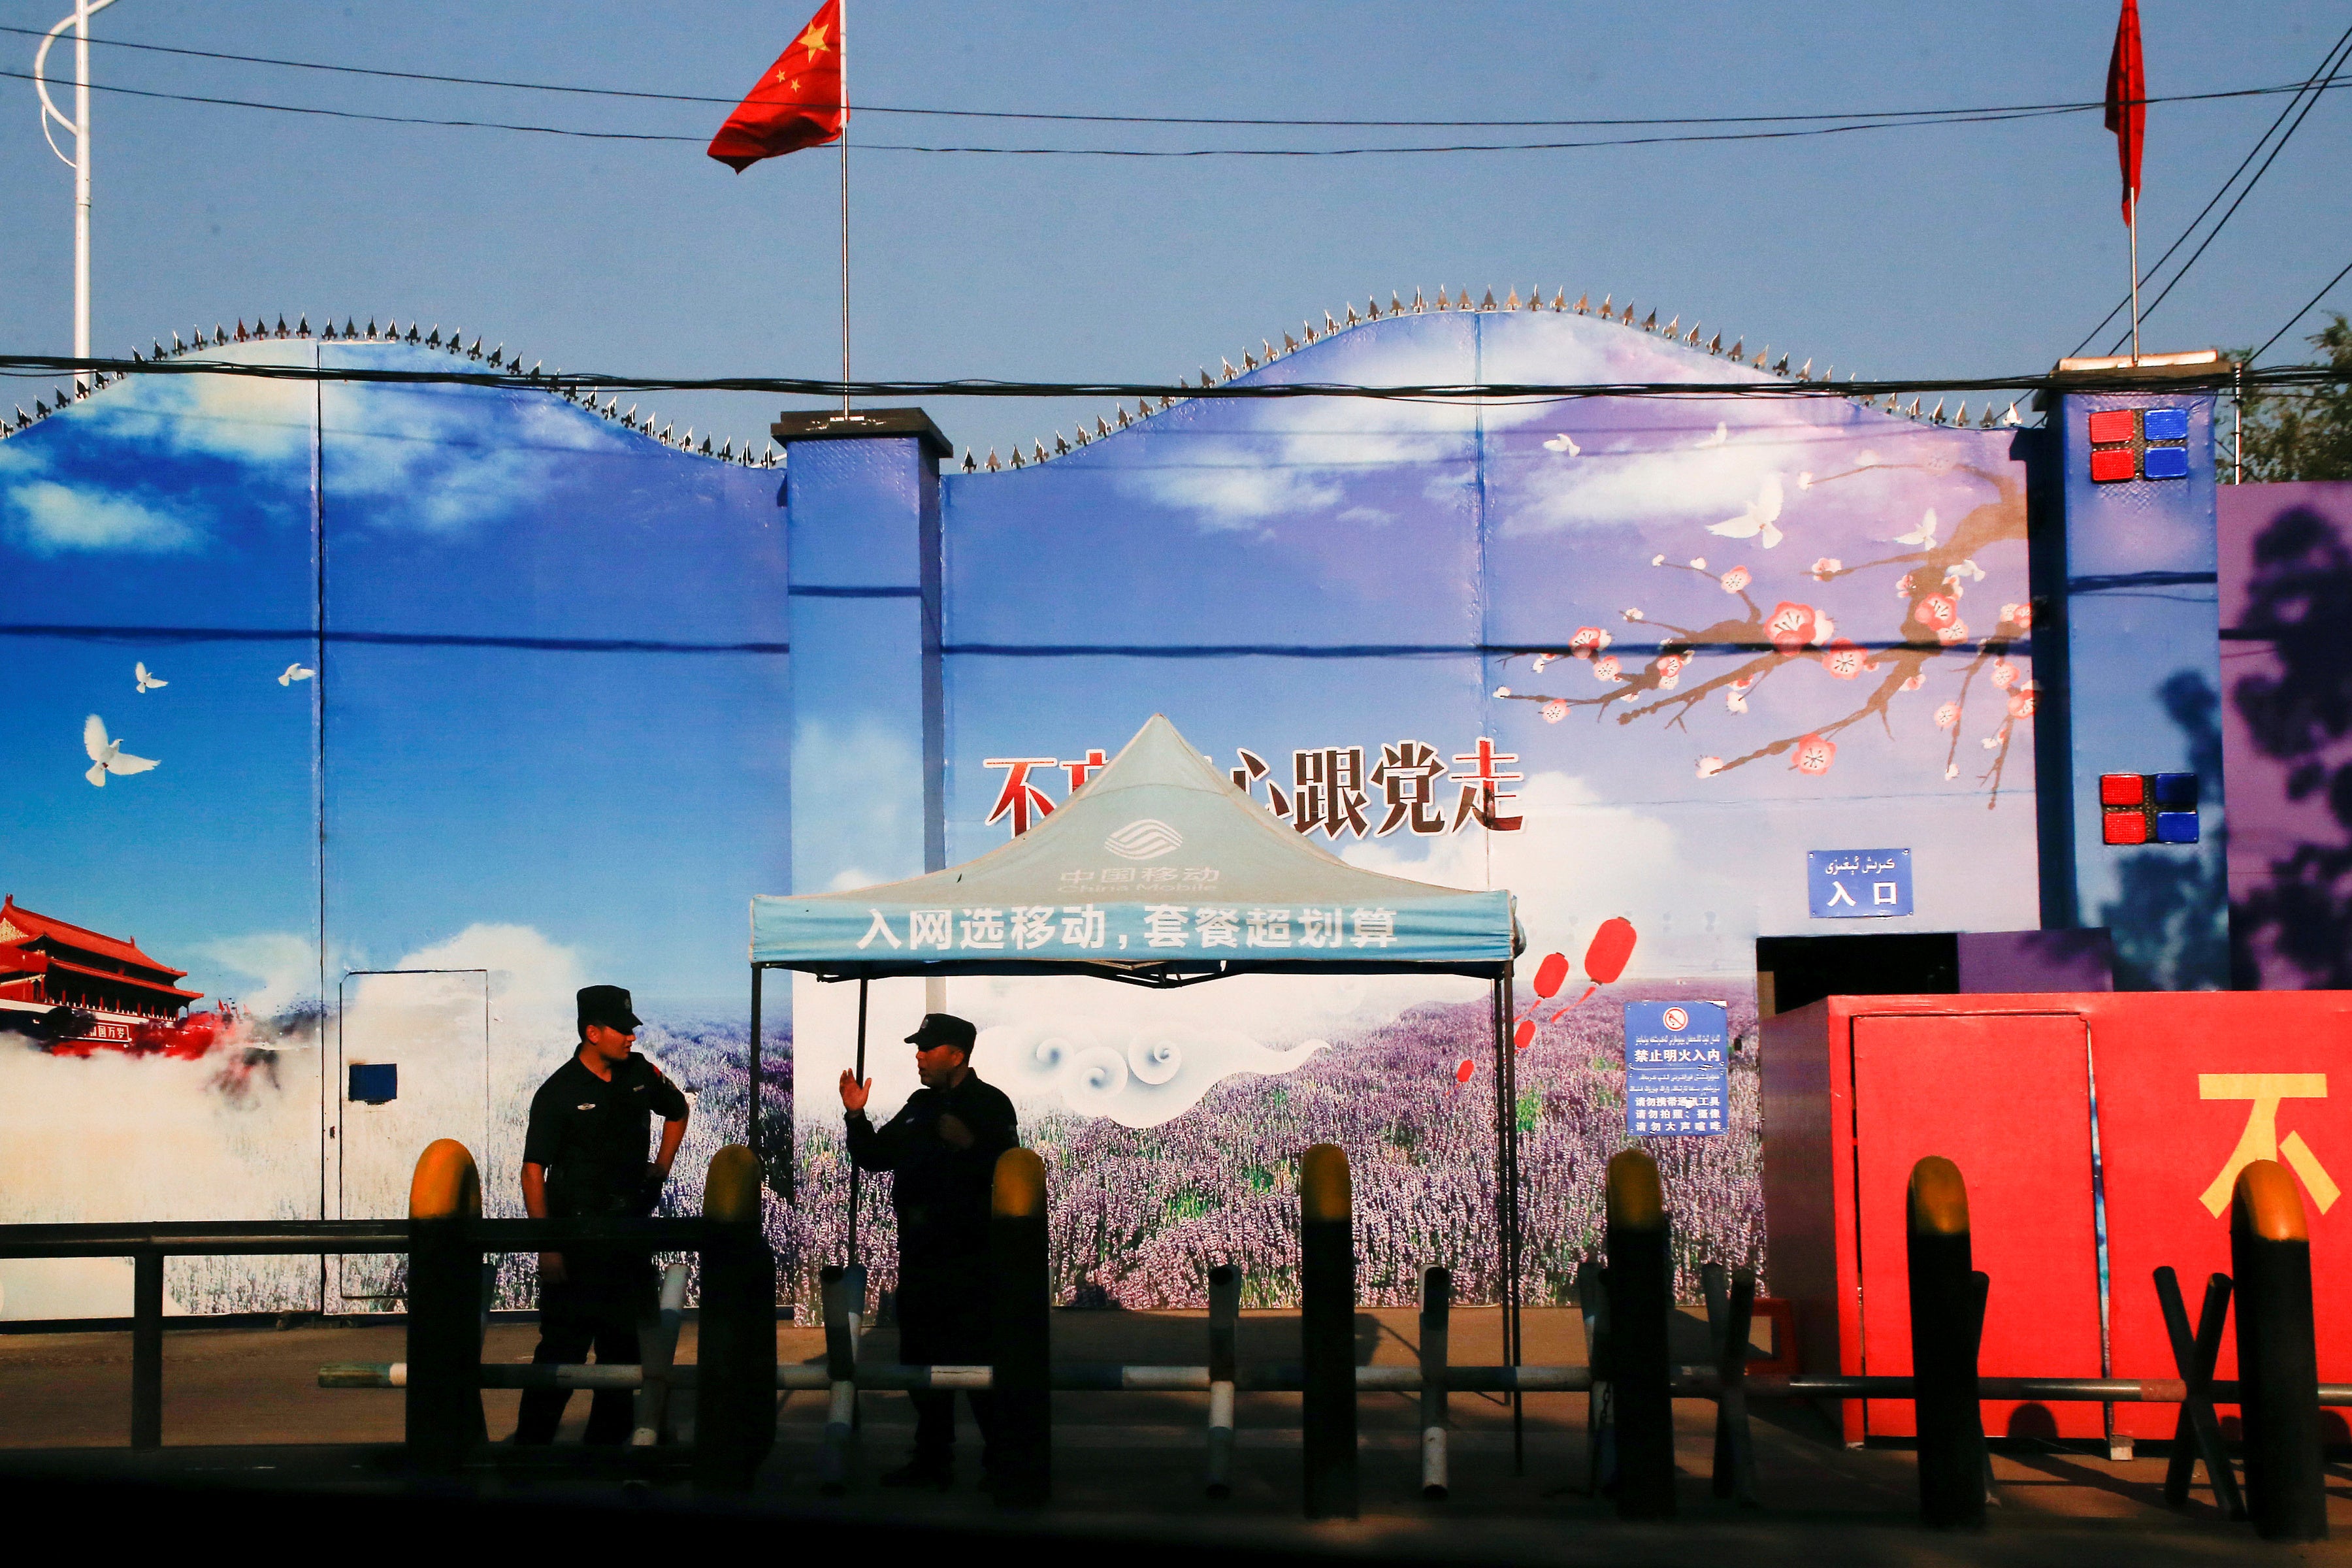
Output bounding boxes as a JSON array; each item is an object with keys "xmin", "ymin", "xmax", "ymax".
[{"xmin": 751, "ymin": 714, "xmax": 1519, "ymax": 984}]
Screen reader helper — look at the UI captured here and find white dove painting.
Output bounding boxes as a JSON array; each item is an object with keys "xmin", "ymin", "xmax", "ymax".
[
  {"xmin": 1894, "ymin": 508, "xmax": 1938, "ymax": 547},
  {"xmin": 133, "ymin": 662, "xmax": 167, "ymax": 693},
  {"xmin": 1707, "ymin": 473, "xmax": 1785, "ymax": 549},
  {"xmin": 82, "ymin": 714, "xmax": 159, "ymax": 788},
  {"xmin": 1694, "ymin": 422, "xmax": 1729, "ymax": 449},
  {"xmin": 277, "ymin": 662, "xmax": 314, "ymax": 687},
  {"xmin": 1543, "ymin": 433, "xmax": 1582, "ymax": 456}
]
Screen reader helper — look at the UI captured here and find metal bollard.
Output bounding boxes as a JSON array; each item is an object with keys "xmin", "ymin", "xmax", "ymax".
[
  {"xmin": 406, "ymin": 1139, "xmax": 487, "ymax": 1471},
  {"xmin": 1603, "ymin": 1149, "xmax": 1674, "ymax": 1519},
  {"xmin": 1908, "ymin": 1156, "xmax": 1987, "ymax": 1529},
  {"xmin": 693, "ymin": 1144, "xmax": 776, "ymax": 1492},
  {"xmin": 1205, "ymin": 1264, "xmax": 1240, "ymax": 1498},
  {"xmin": 1702, "ymin": 1261, "xmax": 1758, "ymax": 1506},
  {"xmin": 817, "ymin": 1262, "xmax": 863, "ymax": 1495},
  {"xmin": 130, "ymin": 1248, "xmax": 163, "ymax": 1451},
  {"xmin": 630, "ymin": 1262, "xmax": 691, "ymax": 1449},
  {"xmin": 1576, "ymin": 1254, "xmax": 1613, "ymax": 1497},
  {"xmin": 2231, "ymin": 1160, "xmax": 2327, "ymax": 1542},
  {"xmin": 1299, "ymin": 1143, "xmax": 1358, "ymax": 1520},
  {"xmin": 1420, "ymin": 1266, "xmax": 1451, "ymax": 1500},
  {"xmin": 990, "ymin": 1147, "xmax": 1053, "ymax": 1507}
]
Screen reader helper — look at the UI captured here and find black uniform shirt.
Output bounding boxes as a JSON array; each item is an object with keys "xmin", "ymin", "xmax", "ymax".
[
  {"xmin": 845, "ymin": 1072, "xmax": 1019, "ymax": 1262},
  {"xmin": 522, "ymin": 1051, "xmax": 690, "ymax": 1218}
]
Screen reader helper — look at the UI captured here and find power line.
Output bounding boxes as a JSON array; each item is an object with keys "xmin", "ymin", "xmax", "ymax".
[
  {"xmin": 13, "ymin": 63, "xmax": 2346, "ymax": 157},
  {"xmin": 2070, "ymin": 22, "xmax": 2352, "ymax": 356},
  {"xmin": 3, "ymin": 349, "xmax": 2338, "ymax": 402},
  {"xmin": 2, "ymin": 20, "xmax": 2347, "ymax": 131},
  {"xmin": 2253, "ymin": 255, "xmax": 2352, "ymax": 364},
  {"xmin": 2102, "ymin": 27, "xmax": 2352, "ymax": 353}
]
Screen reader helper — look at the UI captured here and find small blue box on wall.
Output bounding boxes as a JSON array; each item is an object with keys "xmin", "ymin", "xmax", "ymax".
[
  {"xmin": 1806, "ymin": 848, "xmax": 1914, "ymax": 919},
  {"xmin": 348, "ymin": 1063, "xmax": 397, "ymax": 1104}
]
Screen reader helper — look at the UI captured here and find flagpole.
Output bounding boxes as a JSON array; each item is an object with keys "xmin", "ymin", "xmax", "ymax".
[
  {"xmin": 2128, "ymin": 189, "xmax": 2141, "ymax": 364},
  {"xmin": 838, "ymin": 0, "xmax": 851, "ymax": 419}
]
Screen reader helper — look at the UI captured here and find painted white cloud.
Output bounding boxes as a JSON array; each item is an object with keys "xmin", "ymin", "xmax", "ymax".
[
  {"xmin": 980, "ymin": 1018, "xmax": 1326, "ymax": 1128},
  {"xmin": 81, "ymin": 343, "xmax": 316, "ymax": 466},
  {"xmin": 323, "ymin": 381, "xmax": 631, "ymax": 535},
  {"xmin": 201, "ymin": 932, "xmax": 327, "ymax": 1019},
  {"xmin": 5, "ymin": 478, "xmax": 200, "ymax": 555}
]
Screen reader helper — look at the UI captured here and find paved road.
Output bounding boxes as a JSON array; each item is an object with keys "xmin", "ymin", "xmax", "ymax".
[{"xmin": 0, "ymin": 1305, "xmax": 2328, "ymax": 1563}]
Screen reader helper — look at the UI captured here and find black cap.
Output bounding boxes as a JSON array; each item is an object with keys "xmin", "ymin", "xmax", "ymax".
[
  {"xmin": 578, "ymin": 985, "xmax": 642, "ymax": 1034},
  {"xmin": 905, "ymin": 1013, "xmax": 977, "ymax": 1053}
]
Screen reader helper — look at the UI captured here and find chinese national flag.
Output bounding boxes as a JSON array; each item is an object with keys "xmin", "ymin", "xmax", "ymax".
[
  {"xmin": 707, "ymin": 0, "xmax": 844, "ymax": 172},
  {"xmin": 2103, "ymin": 0, "xmax": 2145, "ymax": 223}
]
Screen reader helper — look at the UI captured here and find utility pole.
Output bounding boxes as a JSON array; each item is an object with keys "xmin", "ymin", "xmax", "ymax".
[{"xmin": 34, "ymin": 0, "xmax": 123, "ymax": 391}]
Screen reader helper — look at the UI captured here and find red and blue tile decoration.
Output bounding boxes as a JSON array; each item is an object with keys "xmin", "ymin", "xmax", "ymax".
[
  {"xmin": 2100, "ymin": 772, "xmax": 2199, "ymax": 845},
  {"xmin": 2087, "ymin": 406, "xmax": 2191, "ymax": 483}
]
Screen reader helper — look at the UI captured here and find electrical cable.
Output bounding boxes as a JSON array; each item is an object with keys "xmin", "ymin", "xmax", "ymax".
[
  {"xmin": 12, "ymin": 64, "xmax": 2342, "ymax": 157},
  {"xmin": 1, "ymin": 350, "xmax": 2337, "ymax": 404},
  {"xmin": 2068, "ymin": 21, "xmax": 2352, "ymax": 356},
  {"xmin": 2252, "ymin": 254, "xmax": 2352, "ymax": 365},
  {"xmin": 2100, "ymin": 28, "xmax": 2352, "ymax": 352},
  {"xmin": 1, "ymin": 20, "xmax": 2346, "ymax": 131}
]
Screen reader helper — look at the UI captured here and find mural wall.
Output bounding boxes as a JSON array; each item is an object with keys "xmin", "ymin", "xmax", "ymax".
[
  {"xmin": 0, "ymin": 335, "xmax": 787, "ymax": 1318},
  {"xmin": 2221, "ymin": 481, "xmax": 2352, "ymax": 988},
  {"xmin": 785, "ymin": 301, "xmax": 2043, "ymax": 1308},
  {"xmin": 5, "ymin": 299, "xmax": 2147, "ymax": 1318}
]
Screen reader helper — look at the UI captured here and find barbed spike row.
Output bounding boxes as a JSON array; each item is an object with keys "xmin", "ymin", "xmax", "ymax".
[
  {"xmin": 981, "ymin": 284, "xmax": 2002, "ymax": 473},
  {"xmin": 1, "ymin": 314, "xmax": 776, "ymax": 466}
]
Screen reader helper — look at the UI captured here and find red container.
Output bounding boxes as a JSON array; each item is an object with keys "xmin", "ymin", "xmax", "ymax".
[{"xmin": 1761, "ymin": 992, "xmax": 2352, "ymax": 1444}]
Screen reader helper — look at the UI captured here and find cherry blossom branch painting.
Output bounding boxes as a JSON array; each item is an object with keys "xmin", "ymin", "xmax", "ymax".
[{"xmin": 1495, "ymin": 449, "xmax": 2034, "ymax": 806}]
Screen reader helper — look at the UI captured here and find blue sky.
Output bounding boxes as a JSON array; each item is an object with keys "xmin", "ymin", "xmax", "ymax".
[{"xmin": 1, "ymin": 1, "xmax": 2346, "ymax": 462}]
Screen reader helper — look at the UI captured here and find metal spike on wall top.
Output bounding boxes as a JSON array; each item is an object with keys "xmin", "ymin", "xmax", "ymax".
[
  {"xmin": 1344, "ymin": 302, "xmax": 1359, "ymax": 327},
  {"xmin": 1411, "ymin": 289, "xmax": 1426, "ymax": 314},
  {"xmin": 1505, "ymin": 287, "xmax": 1521, "ymax": 311},
  {"xmin": 1392, "ymin": 291, "xmax": 1405, "ymax": 315},
  {"xmin": 963, "ymin": 450, "xmax": 978, "ymax": 472}
]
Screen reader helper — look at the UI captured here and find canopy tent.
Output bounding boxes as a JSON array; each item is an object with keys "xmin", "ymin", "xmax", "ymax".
[
  {"xmin": 744, "ymin": 714, "xmax": 1531, "ymax": 1450},
  {"xmin": 751, "ymin": 713, "xmax": 1520, "ymax": 983}
]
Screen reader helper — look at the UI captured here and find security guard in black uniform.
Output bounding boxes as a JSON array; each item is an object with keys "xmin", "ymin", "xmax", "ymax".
[
  {"xmin": 841, "ymin": 1012, "xmax": 1019, "ymax": 1488},
  {"xmin": 514, "ymin": 985, "xmax": 690, "ymax": 1445}
]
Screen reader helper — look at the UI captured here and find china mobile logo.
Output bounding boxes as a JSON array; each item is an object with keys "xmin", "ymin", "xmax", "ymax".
[
  {"xmin": 2198, "ymin": 1073, "xmax": 2339, "ymax": 1217},
  {"xmin": 1103, "ymin": 819, "xmax": 1184, "ymax": 860},
  {"xmin": 983, "ymin": 739, "xmax": 1524, "ymax": 840}
]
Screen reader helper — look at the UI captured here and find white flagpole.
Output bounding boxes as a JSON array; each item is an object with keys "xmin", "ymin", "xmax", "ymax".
[
  {"xmin": 33, "ymin": 0, "xmax": 121, "ymax": 392},
  {"xmin": 841, "ymin": 0, "xmax": 851, "ymax": 421},
  {"xmin": 2128, "ymin": 189, "xmax": 2141, "ymax": 364}
]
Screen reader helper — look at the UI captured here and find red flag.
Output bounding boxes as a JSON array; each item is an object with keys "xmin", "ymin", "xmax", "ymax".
[
  {"xmin": 708, "ymin": 0, "xmax": 844, "ymax": 172},
  {"xmin": 2103, "ymin": 0, "xmax": 2145, "ymax": 223}
]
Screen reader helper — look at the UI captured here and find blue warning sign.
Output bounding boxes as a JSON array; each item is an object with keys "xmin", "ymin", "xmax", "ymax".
[{"xmin": 1622, "ymin": 1000, "xmax": 1729, "ymax": 1137}]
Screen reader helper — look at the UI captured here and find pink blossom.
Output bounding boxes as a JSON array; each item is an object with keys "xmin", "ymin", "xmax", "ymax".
[
  {"xmin": 1530, "ymin": 653, "xmax": 1554, "ymax": 672},
  {"xmin": 1809, "ymin": 557, "xmax": 1843, "ymax": 581},
  {"xmin": 1541, "ymin": 698, "xmax": 1569, "ymax": 724},
  {"xmin": 1725, "ymin": 688, "xmax": 1748, "ymax": 713},
  {"xmin": 2006, "ymin": 683, "xmax": 2038, "ymax": 719},
  {"xmin": 1935, "ymin": 619, "xmax": 1970, "ymax": 645},
  {"xmin": 1567, "ymin": 626, "xmax": 1611, "ymax": 659},
  {"xmin": 1766, "ymin": 601, "xmax": 1818, "ymax": 654},
  {"xmin": 1655, "ymin": 652, "xmax": 1688, "ymax": 681},
  {"xmin": 1792, "ymin": 733, "xmax": 1837, "ymax": 775},
  {"xmin": 1593, "ymin": 655, "xmax": 1622, "ymax": 681},
  {"xmin": 1623, "ymin": 608, "xmax": 1645, "ymax": 622},
  {"xmin": 1697, "ymin": 756, "xmax": 1724, "ymax": 778},
  {"xmin": 1914, "ymin": 594, "xmax": 1959, "ymax": 631},
  {"xmin": 1901, "ymin": 673, "xmax": 1926, "ymax": 692},
  {"xmin": 1990, "ymin": 661, "xmax": 2017, "ymax": 690},
  {"xmin": 1896, "ymin": 572, "xmax": 1916, "ymax": 597},
  {"xmin": 2001, "ymin": 602, "xmax": 2033, "ymax": 631},
  {"xmin": 1934, "ymin": 700, "xmax": 1961, "ymax": 729},
  {"xmin": 1820, "ymin": 640, "xmax": 1866, "ymax": 679},
  {"xmin": 1720, "ymin": 566, "xmax": 1752, "ymax": 594}
]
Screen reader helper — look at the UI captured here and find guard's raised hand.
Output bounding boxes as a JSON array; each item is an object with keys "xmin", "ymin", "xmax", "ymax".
[{"xmin": 840, "ymin": 1069, "xmax": 872, "ymax": 1113}]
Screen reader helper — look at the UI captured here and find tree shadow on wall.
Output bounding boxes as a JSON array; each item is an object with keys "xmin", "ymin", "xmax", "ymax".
[
  {"xmin": 2100, "ymin": 671, "xmax": 2229, "ymax": 990},
  {"xmin": 2229, "ymin": 506, "xmax": 2352, "ymax": 987}
]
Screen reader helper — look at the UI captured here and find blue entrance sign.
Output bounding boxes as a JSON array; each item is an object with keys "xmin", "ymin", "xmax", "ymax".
[
  {"xmin": 1806, "ymin": 847, "xmax": 1914, "ymax": 919},
  {"xmin": 1622, "ymin": 1000, "xmax": 1728, "ymax": 1137}
]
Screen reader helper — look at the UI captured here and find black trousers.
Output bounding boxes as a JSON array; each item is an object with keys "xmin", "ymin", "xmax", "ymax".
[
  {"xmin": 897, "ymin": 1257, "xmax": 997, "ymax": 1467},
  {"xmin": 514, "ymin": 1258, "xmax": 655, "ymax": 1445}
]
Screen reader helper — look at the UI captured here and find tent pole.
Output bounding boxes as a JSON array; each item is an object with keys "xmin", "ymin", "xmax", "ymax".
[
  {"xmin": 848, "ymin": 977, "xmax": 868, "ymax": 1271},
  {"xmin": 1495, "ymin": 971, "xmax": 1524, "ymax": 1472},
  {"xmin": 747, "ymin": 964, "xmax": 764, "ymax": 1178}
]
